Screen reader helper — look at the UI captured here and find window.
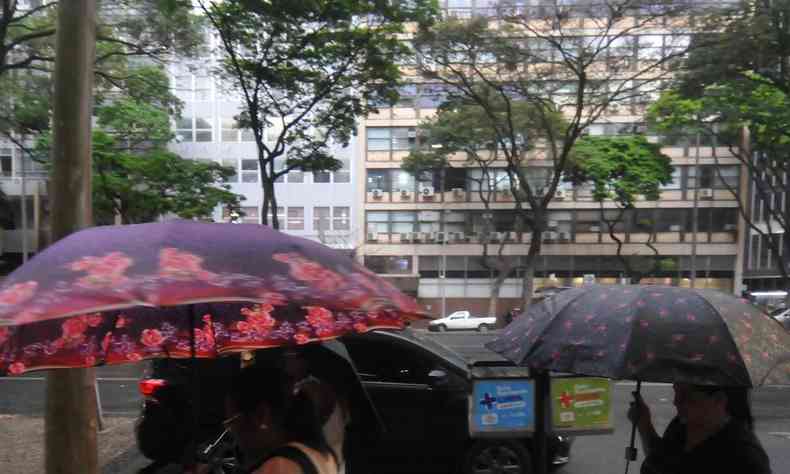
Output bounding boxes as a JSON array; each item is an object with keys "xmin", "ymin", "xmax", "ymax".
[
  {"xmin": 655, "ymin": 209, "xmax": 687, "ymax": 232},
  {"xmin": 576, "ymin": 210, "xmax": 601, "ymax": 233},
  {"xmin": 195, "ymin": 75, "xmax": 212, "ymax": 101},
  {"xmin": 0, "ymin": 148, "xmax": 12, "ymax": 177},
  {"xmin": 287, "ymin": 207, "xmax": 304, "ymax": 230},
  {"xmin": 443, "ymin": 211, "xmax": 466, "ymax": 233},
  {"xmin": 221, "ymin": 116, "xmax": 254, "ymax": 142},
  {"xmin": 660, "ymin": 167, "xmax": 682, "ymax": 190},
  {"xmin": 367, "ymin": 128, "xmax": 391, "ymax": 151},
  {"xmin": 391, "ymin": 170, "xmax": 415, "ymax": 192},
  {"xmin": 367, "ymin": 170, "xmax": 389, "ymax": 192},
  {"xmin": 288, "ymin": 171, "xmax": 304, "ymax": 183},
  {"xmin": 241, "ymin": 159, "xmax": 259, "ymax": 183},
  {"xmin": 333, "ymin": 207, "xmax": 350, "ymax": 230},
  {"xmin": 173, "ymin": 73, "xmax": 192, "ymax": 101},
  {"xmin": 313, "ymin": 171, "xmax": 330, "ymax": 183},
  {"xmin": 221, "ymin": 158, "xmax": 239, "ymax": 182},
  {"xmin": 195, "ymin": 117, "xmax": 213, "ymax": 142},
  {"xmin": 333, "ymin": 159, "xmax": 350, "ymax": 183},
  {"xmin": 392, "ymin": 211, "xmax": 416, "ymax": 233},
  {"xmin": 364, "ymin": 256, "xmax": 412, "ymax": 275},
  {"xmin": 444, "ymin": 168, "xmax": 466, "ymax": 191},
  {"xmin": 176, "ymin": 116, "xmax": 193, "ymax": 142},
  {"xmin": 314, "ymin": 207, "xmax": 330, "ymax": 231},
  {"xmin": 240, "ymin": 206, "xmax": 259, "ymax": 224},
  {"xmin": 366, "ymin": 127, "xmax": 417, "ymax": 151},
  {"xmin": 687, "ymin": 166, "xmax": 738, "ymax": 190},
  {"xmin": 366, "ymin": 211, "xmax": 389, "ymax": 233}
]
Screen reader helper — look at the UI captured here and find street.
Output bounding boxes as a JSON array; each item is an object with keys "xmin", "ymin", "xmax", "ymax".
[{"xmin": 1, "ymin": 335, "xmax": 789, "ymax": 474}]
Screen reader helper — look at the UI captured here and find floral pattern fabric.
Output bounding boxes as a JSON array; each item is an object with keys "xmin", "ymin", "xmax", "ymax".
[
  {"xmin": 0, "ymin": 221, "xmax": 424, "ymax": 375},
  {"xmin": 486, "ymin": 285, "xmax": 790, "ymax": 387}
]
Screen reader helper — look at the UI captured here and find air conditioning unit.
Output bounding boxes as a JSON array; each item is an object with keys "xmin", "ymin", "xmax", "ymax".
[
  {"xmin": 434, "ymin": 232, "xmax": 446, "ymax": 243},
  {"xmin": 400, "ymin": 189, "xmax": 411, "ymax": 198},
  {"xmin": 669, "ymin": 224, "xmax": 682, "ymax": 232},
  {"xmin": 488, "ymin": 232, "xmax": 502, "ymax": 243},
  {"xmin": 400, "ymin": 232, "xmax": 411, "ymax": 243},
  {"xmin": 367, "ymin": 232, "xmax": 378, "ymax": 242},
  {"xmin": 547, "ymin": 220, "xmax": 559, "ymax": 229},
  {"xmin": 554, "ymin": 190, "xmax": 568, "ymax": 200},
  {"xmin": 482, "ymin": 212, "xmax": 493, "ymax": 220},
  {"xmin": 589, "ymin": 225, "xmax": 601, "ymax": 233},
  {"xmin": 452, "ymin": 188, "xmax": 465, "ymax": 197},
  {"xmin": 420, "ymin": 185, "xmax": 435, "ymax": 197},
  {"xmin": 543, "ymin": 231, "xmax": 558, "ymax": 241},
  {"xmin": 699, "ymin": 188, "xmax": 714, "ymax": 199},
  {"xmin": 454, "ymin": 232, "xmax": 467, "ymax": 242},
  {"xmin": 558, "ymin": 231, "xmax": 571, "ymax": 241},
  {"xmin": 422, "ymin": 232, "xmax": 434, "ymax": 242},
  {"xmin": 723, "ymin": 224, "xmax": 737, "ymax": 231},
  {"xmin": 372, "ymin": 189, "xmax": 383, "ymax": 199},
  {"xmin": 407, "ymin": 128, "xmax": 417, "ymax": 138},
  {"xmin": 409, "ymin": 231, "xmax": 421, "ymax": 242},
  {"xmin": 506, "ymin": 231, "xmax": 518, "ymax": 242}
]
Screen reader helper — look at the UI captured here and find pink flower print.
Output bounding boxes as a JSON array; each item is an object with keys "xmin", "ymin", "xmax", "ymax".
[
  {"xmin": 258, "ymin": 292, "xmax": 288, "ymax": 306},
  {"xmin": 686, "ymin": 313, "xmax": 697, "ymax": 322},
  {"xmin": 366, "ymin": 310, "xmax": 381, "ymax": 320},
  {"xmin": 70, "ymin": 252, "xmax": 133, "ymax": 288},
  {"xmin": 272, "ymin": 253, "xmax": 345, "ymax": 292},
  {"xmin": 595, "ymin": 350, "xmax": 606, "ymax": 358},
  {"xmin": 563, "ymin": 321, "xmax": 574, "ymax": 331},
  {"xmin": 115, "ymin": 316, "xmax": 128, "ymax": 328},
  {"xmin": 158, "ymin": 248, "xmax": 216, "ymax": 281},
  {"xmin": 353, "ymin": 322, "xmax": 368, "ymax": 333},
  {"xmin": 127, "ymin": 353, "xmax": 143, "ymax": 361},
  {"xmin": 102, "ymin": 332, "xmax": 112, "ymax": 353},
  {"xmin": 235, "ymin": 321, "xmax": 251, "ymax": 333},
  {"xmin": 8, "ymin": 362, "xmax": 26, "ymax": 375},
  {"xmin": 304, "ymin": 306, "xmax": 334, "ymax": 328},
  {"xmin": 658, "ymin": 308, "xmax": 669, "ymax": 318},
  {"xmin": 141, "ymin": 329, "xmax": 165, "ymax": 348},
  {"xmin": 240, "ymin": 305, "xmax": 276, "ymax": 332},
  {"xmin": 671, "ymin": 334, "xmax": 686, "ymax": 344},
  {"xmin": 584, "ymin": 314, "xmax": 595, "ymax": 323},
  {"xmin": 762, "ymin": 351, "xmax": 771, "ymax": 360},
  {"xmin": 636, "ymin": 300, "xmax": 646, "ymax": 308},
  {"xmin": 551, "ymin": 350, "xmax": 562, "ymax": 361},
  {"xmin": 61, "ymin": 317, "xmax": 88, "ymax": 343},
  {"xmin": 0, "ymin": 327, "xmax": 8, "ymax": 346},
  {"xmin": 0, "ymin": 281, "xmax": 37, "ymax": 306},
  {"xmin": 294, "ymin": 332, "xmax": 311, "ymax": 345},
  {"xmin": 202, "ymin": 314, "xmax": 212, "ymax": 324},
  {"xmin": 640, "ymin": 320, "xmax": 649, "ymax": 329},
  {"xmin": 625, "ymin": 316, "xmax": 634, "ymax": 323},
  {"xmin": 84, "ymin": 356, "xmax": 96, "ymax": 367},
  {"xmin": 708, "ymin": 335, "xmax": 720, "ymax": 344},
  {"xmin": 594, "ymin": 324, "xmax": 607, "ymax": 334}
]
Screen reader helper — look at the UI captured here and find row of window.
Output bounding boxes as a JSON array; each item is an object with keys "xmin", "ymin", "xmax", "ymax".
[
  {"xmin": 220, "ymin": 158, "xmax": 350, "ymax": 184},
  {"xmin": 366, "ymin": 208, "xmax": 738, "ymax": 236},
  {"xmin": 365, "ymin": 165, "xmax": 739, "ymax": 195},
  {"xmin": 364, "ymin": 253, "xmax": 736, "ymax": 277},
  {"xmin": 225, "ymin": 206, "xmax": 351, "ymax": 231},
  {"xmin": 0, "ymin": 147, "xmax": 48, "ymax": 177}
]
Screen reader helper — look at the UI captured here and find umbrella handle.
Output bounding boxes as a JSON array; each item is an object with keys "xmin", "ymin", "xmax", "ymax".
[{"xmin": 625, "ymin": 380, "xmax": 641, "ymax": 462}]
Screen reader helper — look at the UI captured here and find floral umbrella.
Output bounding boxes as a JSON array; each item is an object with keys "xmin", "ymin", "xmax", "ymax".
[
  {"xmin": 0, "ymin": 221, "xmax": 425, "ymax": 375},
  {"xmin": 486, "ymin": 284, "xmax": 790, "ymax": 387}
]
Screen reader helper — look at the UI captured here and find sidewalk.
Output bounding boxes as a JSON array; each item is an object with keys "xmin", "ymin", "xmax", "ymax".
[{"xmin": 0, "ymin": 414, "xmax": 141, "ymax": 473}]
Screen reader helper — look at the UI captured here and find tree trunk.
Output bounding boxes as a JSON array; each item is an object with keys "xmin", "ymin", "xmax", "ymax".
[
  {"xmin": 521, "ymin": 231, "xmax": 542, "ymax": 312},
  {"xmin": 489, "ymin": 272, "xmax": 505, "ymax": 324},
  {"xmin": 46, "ymin": 2, "xmax": 98, "ymax": 473}
]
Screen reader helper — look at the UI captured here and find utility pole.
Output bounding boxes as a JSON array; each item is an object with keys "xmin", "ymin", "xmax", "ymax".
[
  {"xmin": 690, "ymin": 132, "xmax": 701, "ymax": 289},
  {"xmin": 45, "ymin": 2, "xmax": 98, "ymax": 474}
]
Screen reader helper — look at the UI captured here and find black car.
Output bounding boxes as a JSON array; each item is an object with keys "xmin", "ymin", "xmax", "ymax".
[{"xmin": 136, "ymin": 329, "xmax": 572, "ymax": 474}]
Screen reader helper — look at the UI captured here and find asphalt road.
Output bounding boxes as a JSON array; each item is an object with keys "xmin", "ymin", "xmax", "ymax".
[{"xmin": 1, "ymin": 332, "xmax": 789, "ymax": 473}]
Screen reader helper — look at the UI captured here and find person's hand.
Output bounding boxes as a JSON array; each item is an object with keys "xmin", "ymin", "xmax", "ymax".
[{"xmin": 627, "ymin": 391, "xmax": 651, "ymax": 426}]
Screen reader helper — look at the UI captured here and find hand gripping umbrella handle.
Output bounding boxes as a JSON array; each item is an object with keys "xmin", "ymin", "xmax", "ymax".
[{"xmin": 625, "ymin": 380, "xmax": 641, "ymax": 466}]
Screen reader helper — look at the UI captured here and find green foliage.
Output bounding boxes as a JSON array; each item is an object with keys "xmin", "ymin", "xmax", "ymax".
[
  {"xmin": 204, "ymin": 0, "xmax": 438, "ymax": 227},
  {"xmin": 566, "ymin": 135, "xmax": 673, "ymax": 206}
]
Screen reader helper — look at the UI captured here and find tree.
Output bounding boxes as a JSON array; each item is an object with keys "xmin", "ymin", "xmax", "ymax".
[
  {"xmin": 200, "ymin": 0, "xmax": 438, "ymax": 229},
  {"xmin": 403, "ymin": 95, "xmax": 565, "ymax": 324},
  {"xmin": 35, "ymin": 66, "xmax": 243, "ymax": 224},
  {"xmin": 414, "ymin": 1, "xmax": 693, "ymax": 310},
  {"xmin": 648, "ymin": 77, "xmax": 790, "ymax": 286},
  {"xmin": 566, "ymin": 135, "xmax": 674, "ymax": 283}
]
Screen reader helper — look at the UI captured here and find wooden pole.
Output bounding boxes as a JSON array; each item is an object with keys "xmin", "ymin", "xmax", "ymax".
[{"xmin": 45, "ymin": 1, "xmax": 98, "ymax": 473}]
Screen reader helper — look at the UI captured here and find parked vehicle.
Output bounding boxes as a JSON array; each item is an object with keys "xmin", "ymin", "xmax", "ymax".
[
  {"xmin": 135, "ymin": 329, "xmax": 572, "ymax": 474},
  {"xmin": 428, "ymin": 310, "xmax": 497, "ymax": 332},
  {"xmin": 770, "ymin": 308, "xmax": 790, "ymax": 331}
]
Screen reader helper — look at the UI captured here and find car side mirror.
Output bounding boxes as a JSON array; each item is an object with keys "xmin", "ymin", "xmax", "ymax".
[{"xmin": 428, "ymin": 369, "xmax": 448, "ymax": 387}]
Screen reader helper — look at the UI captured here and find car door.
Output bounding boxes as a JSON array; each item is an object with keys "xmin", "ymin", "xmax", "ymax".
[{"xmin": 343, "ymin": 334, "xmax": 469, "ymax": 474}]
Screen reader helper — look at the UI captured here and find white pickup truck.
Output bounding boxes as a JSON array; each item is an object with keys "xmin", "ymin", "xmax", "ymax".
[{"xmin": 427, "ymin": 310, "xmax": 497, "ymax": 332}]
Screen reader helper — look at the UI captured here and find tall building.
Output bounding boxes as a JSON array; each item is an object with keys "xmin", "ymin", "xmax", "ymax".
[
  {"xmin": 167, "ymin": 54, "xmax": 358, "ymax": 251},
  {"xmin": 356, "ymin": 1, "xmax": 745, "ymax": 317}
]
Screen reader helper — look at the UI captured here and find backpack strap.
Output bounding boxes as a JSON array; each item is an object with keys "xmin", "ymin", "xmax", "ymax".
[{"xmin": 265, "ymin": 445, "xmax": 319, "ymax": 474}]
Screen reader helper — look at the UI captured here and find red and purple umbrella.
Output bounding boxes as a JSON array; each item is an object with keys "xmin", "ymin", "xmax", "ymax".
[{"xmin": 0, "ymin": 221, "xmax": 425, "ymax": 375}]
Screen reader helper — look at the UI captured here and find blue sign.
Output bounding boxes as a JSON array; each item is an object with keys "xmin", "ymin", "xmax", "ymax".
[{"xmin": 470, "ymin": 379, "xmax": 535, "ymax": 435}]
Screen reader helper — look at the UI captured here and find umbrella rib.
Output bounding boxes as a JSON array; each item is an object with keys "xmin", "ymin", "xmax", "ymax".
[
  {"xmin": 696, "ymin": 292, "xmax": 752, "ymax": 387},
  {"xmin": 615, "ymin": 287, "xmax": 648, "ymax": 381}
]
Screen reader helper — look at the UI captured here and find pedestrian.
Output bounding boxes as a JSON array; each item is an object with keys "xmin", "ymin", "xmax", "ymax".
[
  {"xmin": 224, "ymin": 365, "xmax": 339, "ymax": 474},
  {"xmin": 627, "ymin": 383, "xmax": 771, "ymax": 474}
]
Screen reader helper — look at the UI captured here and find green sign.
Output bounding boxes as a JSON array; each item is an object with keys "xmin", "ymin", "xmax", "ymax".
[{"xmin": 551, "ymin": 377, "xmax": 613, "ymax": 434}]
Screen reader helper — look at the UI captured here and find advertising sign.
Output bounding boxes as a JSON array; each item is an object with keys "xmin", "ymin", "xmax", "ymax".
[
  {"xmin": 551, "ymin": 377, "xmax": 613, "ymax": 434},
  {"xmin": 469, "ymin": 379, "xmax": 534, "ymax": 437}
]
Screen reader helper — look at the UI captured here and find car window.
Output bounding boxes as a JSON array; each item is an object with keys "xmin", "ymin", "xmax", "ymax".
[{"xmin": 344, "ymin": 339, "xmax": 433, "ymax": 384}]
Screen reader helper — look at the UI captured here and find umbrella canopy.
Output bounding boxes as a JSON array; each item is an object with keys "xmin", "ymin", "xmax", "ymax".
[
  {"xmin": 0, "ymin": 221, "xmax": 425, "ymax": 375},
  {"xmin": 486, "ymin": 285, "xmax": 790, "ymax": 387}
]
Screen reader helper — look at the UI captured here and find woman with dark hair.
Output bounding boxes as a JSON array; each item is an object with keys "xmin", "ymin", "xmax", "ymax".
[
  {"xmin": 627, "ymin": 383, "xmax": 771, "ymax": 474},
  {"xmin": 224, "ymin": 365, "xmax": 339, "ymax": 474}
]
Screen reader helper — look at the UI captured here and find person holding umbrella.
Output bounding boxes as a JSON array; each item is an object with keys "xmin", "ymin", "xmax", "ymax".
[
  {"xmin": 627, "ymin": 383, "xmax": 771, "ymax": 474},
  {"xmin": 224, "ymin": 364, "xmax": 339, "ymax": 474}
]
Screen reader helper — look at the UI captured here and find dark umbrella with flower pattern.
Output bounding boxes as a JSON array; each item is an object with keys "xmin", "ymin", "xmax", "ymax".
[
  {"xmin": 487, "ymin": 284, "xmax": 790, "ymax": 387},
  {"xmin": 0, "ymin": 220, "xmax": 426, "ymax": 375},
  {"xmin": 486, "ymin": 284, "xmax": 790, "ymax": 474}
]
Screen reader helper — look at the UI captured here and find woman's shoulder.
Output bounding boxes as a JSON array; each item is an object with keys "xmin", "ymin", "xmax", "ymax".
[
  {"xmin": 257, "ymin": 442, "xmax": 337, "ymax": 474},
  {"xmin": 257, "ymin": 455, "xmax": 304, "ymax": 474}
]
